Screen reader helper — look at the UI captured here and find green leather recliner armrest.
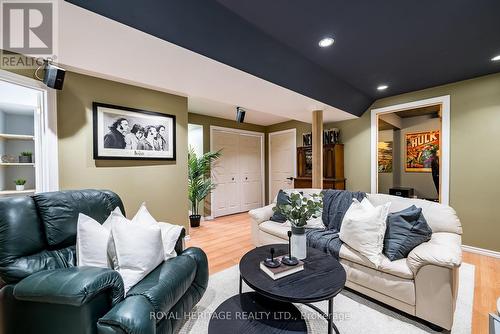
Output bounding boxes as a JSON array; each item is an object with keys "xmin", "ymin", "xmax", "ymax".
[
  {"xmin": 13, "ymin": 266, "xmax": 124, "ymax": 307},
  {"xmin": 97, "ymin": 247, "xmax": 208, "ymax": 334},
  {"xmin": 97, "ymin": 295, "xmax": 155, "ymax": 334}
]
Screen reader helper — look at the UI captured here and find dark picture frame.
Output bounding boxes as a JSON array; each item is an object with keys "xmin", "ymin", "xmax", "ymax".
[{"xmin": 93, "ymin": 102, "xmax": 176, "ymax": 161}]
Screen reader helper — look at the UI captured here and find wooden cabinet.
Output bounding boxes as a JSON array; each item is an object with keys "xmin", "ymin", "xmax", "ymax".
[{"xmin": 294, "ymin": 144, "xmax": 345, "ymax": 190}]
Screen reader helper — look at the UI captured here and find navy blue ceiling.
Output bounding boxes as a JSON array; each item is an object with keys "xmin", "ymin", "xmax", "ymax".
[{"xmin": 65, "ymin": 0, "xmax": 500, "ymax": 117}]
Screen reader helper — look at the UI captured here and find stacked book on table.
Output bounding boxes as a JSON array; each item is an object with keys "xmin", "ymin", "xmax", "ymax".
[{"xmin": 260, "ymin": 255, "xmax": 304, "ymax": 280}]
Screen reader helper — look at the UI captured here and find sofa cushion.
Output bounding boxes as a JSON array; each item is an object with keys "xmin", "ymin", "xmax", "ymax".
[
  {"xmin": 270, "ymin": 190, "xmax": 290, "ymax": 223},
  {"xmin": 383, "ymin": 205, "xmax": 432, "ymax": 261},
  {"xmin": 0, "ymin": 196, "xmax": 47, "ymax": 274},
  {"xmin": 339, "ymin": 244, "xmax": 414, "ymax": 279},
  {"xmin": 34, "ymin": 190, "xmax": 125, "ymax": 249},
  {"xmin": 108, "ymin": 212, "xmax": 165, "ymax": 294},
  {"xmin": 272, "ymin": 188, "xmax": 323, "ymax": 204},
  {"xmin": 339, "ymin": 198, "xmax": 391, "ymax": 267},
  {"xmin": 127, "ymin": 255, "xmax": 197, "ymax": 316},
  {"xmin": 259, "ymin": 221, "xmax": 289, "ymax": 240},
  {"xmin": 367, "ymin": 193, "xmax": 462, "ymax": 234},
  {"xmin": 0, "ymin": 246, "xmax": 76, "ymax": 284},
  {"xmin": 340, "ymin": 258, "xmax": 416, "ymax": 305}
]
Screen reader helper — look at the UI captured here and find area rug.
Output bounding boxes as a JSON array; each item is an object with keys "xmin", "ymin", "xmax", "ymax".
[{"xmin": 178, "ymin": 263, "xmax": 474, "ymax": 333}]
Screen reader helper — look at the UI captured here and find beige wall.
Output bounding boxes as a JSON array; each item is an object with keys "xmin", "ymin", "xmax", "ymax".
[{"xmin": 58, "ymin": 72, "xmax": 189, "ymax": 228}]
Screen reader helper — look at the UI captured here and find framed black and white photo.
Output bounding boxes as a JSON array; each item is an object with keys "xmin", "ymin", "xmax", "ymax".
[{"xmin": 93, "ymin": 102, "xmax": 176, "ymax": 160}]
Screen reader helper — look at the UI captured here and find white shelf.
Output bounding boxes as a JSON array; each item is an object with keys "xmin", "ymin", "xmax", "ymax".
[
  {"xmin": 0, "ymin": 162, "xmax": 35, "ymax": 167},
  {"xmin": 0, "ymin": 189, "xmax": 35, "ymax": 196},
  {"xmin": 0, "ymin": 133, "xmax": 34, "ymax": 140}
]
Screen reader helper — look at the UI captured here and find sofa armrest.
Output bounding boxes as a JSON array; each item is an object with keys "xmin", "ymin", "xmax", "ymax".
[
  {"xmin": 180, "ymin": 247, "xmax": 209, "ymax": 295},
  {"xmin": 97, "ymin": 247, "xmax": 208, "ymax": 334},
  {"xmin": 249, "ymin": 204, "xmax": 275, "ymax": 224},
  {"xmin": 174, "ymin": 227, "xmax": 186, "ymax": 254},
  {"xmin": 97, "ymin": 296, "xmax": 156, "ymax": 334},
  {"xmin": 407, "ymin": 232, "xmax": 462, "ymax": 274},
  {"xmin": 97, "ymin": 295, "xmax": 155, "ymax": 334},
  {"xmin": 13, "ymin": 267, "xmax": 124, "ymax": 307}
]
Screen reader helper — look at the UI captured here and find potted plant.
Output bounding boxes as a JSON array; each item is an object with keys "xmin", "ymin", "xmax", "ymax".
[
  {"xmin": 19, "ymin": 151, "xmax": 32, "ymax": 163},
  {"xmin": 188, "ymin": 147, "xmax": 221, "ymax": 228},
  {"xmin": 14, "ymin": 179, "xmax": 27, "ymax": 191},
  {"xmin": 274, "ymin": 192, "xmax": 323, "ymax": 259}
]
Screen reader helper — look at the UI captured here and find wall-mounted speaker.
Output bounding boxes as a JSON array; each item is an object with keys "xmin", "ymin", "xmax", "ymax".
[
  {"xmin": 236, "ymin": 107, "xmax": 246, "ymax": 123},
  {"xmin": 43, "ymin": 63, "xmax": 66, "ymax": 90}
]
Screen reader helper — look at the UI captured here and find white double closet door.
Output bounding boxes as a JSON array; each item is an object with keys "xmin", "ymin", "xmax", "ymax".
[{"xmin": 211, "ymin": 128, "xmax": 263, "ymax": 217}]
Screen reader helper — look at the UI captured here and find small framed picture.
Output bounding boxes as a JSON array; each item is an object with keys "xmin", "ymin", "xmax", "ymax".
[
  {"xmin": 93, "ymin": 102, "xmax": 176, "ymax": 160},
  {"xmin": 302, "ymin": 133, "xmax": 312, "ymax": 146}
]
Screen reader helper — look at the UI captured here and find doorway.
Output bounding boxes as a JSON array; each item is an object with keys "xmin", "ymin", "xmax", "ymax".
[
  {"xmin": 210, "ymin": 126, "xmax": 264, "ymax": 217},
  {"xmin": 0, "ymin": 70, "xmax": 58, "ymax": 197},
  {"xmin": 268, "ymin": 129, "xmax": 296, "ymax": 203},
  {"xmin": 371, "ymin": 96, "xmax": 450, "ymax": 204}
]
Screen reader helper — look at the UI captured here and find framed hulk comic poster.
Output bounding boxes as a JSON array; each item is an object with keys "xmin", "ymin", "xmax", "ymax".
[{"xmin": 405, "ymin": 130, "xmax": 439, "ymax": 172}]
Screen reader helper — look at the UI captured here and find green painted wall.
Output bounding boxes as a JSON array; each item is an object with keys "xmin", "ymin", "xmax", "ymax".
[
  {"xmin": 4, "ymin": 64, "xmax": 190, "ymax": 230},
  {"xmin": 58, "ymin": 72, "xmax": 190, "ymax": 229},
  {"xmin": 368, "ymin": 73, "xmax": 500, "ymax": 252},
  {"xmin": 268, "ymin": 73, "xmax": 500, "ymax": 252}
]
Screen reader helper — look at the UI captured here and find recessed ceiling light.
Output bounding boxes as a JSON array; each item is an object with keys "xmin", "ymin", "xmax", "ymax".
[
  {"xmin": 491, "ymin": 55, "xmax": 500, "ymax": 62},
  {"xmin": 318, "ymin": 37, "xmax": 335, "ymax": 48},
  {"xmin": 377, "ymin": 85, "xmax": 389, "ymax": 91}
]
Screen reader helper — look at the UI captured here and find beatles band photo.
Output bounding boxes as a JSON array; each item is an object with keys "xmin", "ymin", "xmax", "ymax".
[{"xmin": 93, "ymin": 103, "xmax": 176, "ymax": 160}]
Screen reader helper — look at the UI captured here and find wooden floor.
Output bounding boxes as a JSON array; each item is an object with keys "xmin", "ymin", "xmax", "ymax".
[{"xmin": 187, "ymin": 212, "xmax": 500, "ymax": 334}]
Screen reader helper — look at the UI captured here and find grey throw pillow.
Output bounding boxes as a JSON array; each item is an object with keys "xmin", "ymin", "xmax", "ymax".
[
  {"xmin": 270, "ymin": 190, "xmax": 290, "ymax": 223},
  {"xmin": 383, "ymin": 205, "xmax": 432, "ymax": 261}
]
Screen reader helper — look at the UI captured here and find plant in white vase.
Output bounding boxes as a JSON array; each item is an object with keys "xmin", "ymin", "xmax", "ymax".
[
  {"xmin": 274, "ymin": 192, "xmax": 323, "ymax": 259},
  {"xmin": 14, "ymin": 179, "xmax": 26, "ymax": 191}
]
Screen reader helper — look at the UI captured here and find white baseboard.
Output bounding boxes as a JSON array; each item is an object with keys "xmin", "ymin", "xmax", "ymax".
[
  {"xmin": 462, "ymin": 245, "xmax": 500, "ymax": 259},
  {"xmin": 201, "ymin": 215, "xmax": 214, "ymax": 221}
]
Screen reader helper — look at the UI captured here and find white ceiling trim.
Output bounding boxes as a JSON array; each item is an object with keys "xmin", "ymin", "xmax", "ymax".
[{"xmin": 57, "ymin": 1, "xmax": 356, "ymax": 125}]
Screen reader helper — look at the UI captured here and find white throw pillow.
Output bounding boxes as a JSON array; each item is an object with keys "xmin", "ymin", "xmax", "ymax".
[
  {"xmin": 76, "ymin": 207, "xmax": 122, "ymax": 268},
  {"xmin": 339, "ymin": 198, "xmax": 391, "ymax": 267},
  {"xmin": 131, "ymin": 203, "xmax": 183, "ymax": 260},
  {"xmin": 108, "ymin": 212, "xmax": 165, "ymax": 293}
]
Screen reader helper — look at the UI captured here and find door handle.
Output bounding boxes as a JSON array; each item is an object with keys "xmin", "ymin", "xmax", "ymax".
[
  {"xmin": 286, "ymin": 177, "xmax": 294, "ymax": 181},
  {"xmin": 231, "ymin": 177, "xmax": 234, "ymax": 181},
  {"xmin": 245, "ymin": 177, "xmax": 248, "ymax": 180}
]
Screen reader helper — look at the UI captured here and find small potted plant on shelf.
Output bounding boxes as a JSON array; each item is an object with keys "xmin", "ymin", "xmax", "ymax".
[
  {"xmin": 14, "ymin": 179, "xmax": 27, "ymax": 191},
  {"xmin": 19, "ymin": 151, "xmax": 32, "ymax": 163},
  {"xmin": 188, "ymin": 147, "xmax": 222, "ymax": 227},
  {"xmin": 274, "ymin": 192, "xmax": 323, "ymax": 259}
]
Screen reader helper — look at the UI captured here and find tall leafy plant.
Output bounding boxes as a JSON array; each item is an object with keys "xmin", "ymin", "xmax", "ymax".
[{"xmin": 188, "ymin": 147, "xmax": 222, "ymax": 216}]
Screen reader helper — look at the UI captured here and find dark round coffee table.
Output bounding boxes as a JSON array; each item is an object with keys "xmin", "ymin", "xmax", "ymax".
[
  {"xmin": 208, "ymin": 244, "xmax": 346, "ymax": 334},
  {"xmin": 208, "ymin": 292, "xmax": 308, "ymax": 333}
]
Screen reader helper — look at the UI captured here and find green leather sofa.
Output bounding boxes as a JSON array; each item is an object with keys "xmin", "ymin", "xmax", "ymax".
[{"xmin": 0, "ymin": 189, "xmax": 208, "ymax": 334}]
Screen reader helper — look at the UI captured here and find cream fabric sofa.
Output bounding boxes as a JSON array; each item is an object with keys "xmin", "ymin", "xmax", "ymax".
[{"xmin": 249, "ymin": 189, "xmax": 463, "ymax": 330}]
